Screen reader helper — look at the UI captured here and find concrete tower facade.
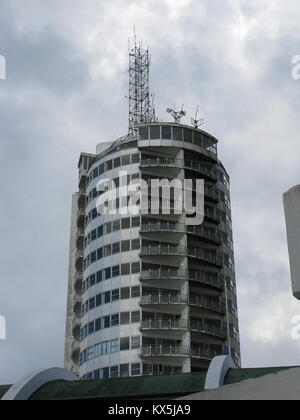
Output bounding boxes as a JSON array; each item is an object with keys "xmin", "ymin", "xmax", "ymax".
[{"xmin": 64, "ymin": 122, "xmax": 241, "ymax": 379}]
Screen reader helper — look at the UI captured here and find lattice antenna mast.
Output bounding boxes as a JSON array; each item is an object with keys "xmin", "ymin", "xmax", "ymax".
[{"xmin": 128, "ymin": 38, "xmax": 155, "ymax": 137}]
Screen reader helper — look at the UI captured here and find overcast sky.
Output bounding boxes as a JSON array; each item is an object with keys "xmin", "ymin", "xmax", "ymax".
[{"xmin": 1, "ymin": 0, "xmax": 300, "ymax": 384}]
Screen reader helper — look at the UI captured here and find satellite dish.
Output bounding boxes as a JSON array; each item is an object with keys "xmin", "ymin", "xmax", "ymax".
[{"xmin": 166, "ymin": 108, "xmax": 172, "ymax": 113}]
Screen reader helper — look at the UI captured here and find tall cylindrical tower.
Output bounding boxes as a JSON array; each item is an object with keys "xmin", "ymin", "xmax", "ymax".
[{"xmin": 65, "ymin": 122, "xmax": 240, "ymax": 379}]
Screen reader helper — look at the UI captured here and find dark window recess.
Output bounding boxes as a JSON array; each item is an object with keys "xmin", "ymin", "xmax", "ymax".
[
  {"xmin": 139, "ymin": 127, "xmax": 149, "ymax": 140},
  {"xmin": 150, "ymin": 125, "xmax": 160, "ymax": 139},
  {"xmin": 161, "ymin": 125, "xmax": 172, "ymax": 139},
  {"xmin": 120, "ymin": 337, "xmax": 130, "ymax": 351},
  {"xmin": 120, "ymin": 312, "xmax": 130, "ymax": 325},
  {"xmin": 121, "ymin": 287, "xmax": 130, "ymax": 300},
  {"xmin": 121, "ymin": 263, "xmax": 131, "ymax": 276}
]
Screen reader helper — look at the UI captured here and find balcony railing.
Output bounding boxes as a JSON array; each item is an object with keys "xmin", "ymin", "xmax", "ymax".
[
  {"xmin": 141, "ymin": 245, "xmax": 222, "ymax": 267},
  {"xmin": 140, "ymin": 294, "xmax": 188, "ymax": 306},
  {"xmin": 141, "ymin": 345, "xmax": 190, "ymax": 357},
  {"xmin": 72, "ymin": 317, "xmax": 81, "ymax": 330},
  {"xmin": 141, "ymin": 319, "xmax": 188, "ymax": 331},
  {"xmin": 188, "ymin": 270, "xmax": 224, "ymax": 290},
  {"xmin": 78, "ymin": 189, "xmax": 86, "ymax": 208},
  {"xmin": 141, "ymin": 345, "xmax": 220, "ymax": 360},
  {"xmin": 189, "ymin": 320, "xmax": 226, "ymax": 339},
  {"xmin": 141, "ymin": 245, "xmax": 186, "ymax": 257},
  {"xmin": 140, "ymin": 294, "xmax": 224, "ymax": 314},
  {"xmin": 189, "ymin": 295, "xmax": 225, "ymax": 314},
  {"xmin": 140, "ymin": 269, "xmax": 224, "ymax": 290},
  {"xmin": 72, "ymin": 340, "xmax": 80, "ymax": 353},
  {"xmin": 77, "ymin": 208, "xmax": 85, "ymax": 228},
  {"xmin": 140, "ymin": 269, "xmax": 188, "ymax": 281},
  {"xmin": 73, "ymin": 294, "xmax": 82, "ymax": 305},
  {"xmin": 140, "ymin": 221, "xmax": 221, "ymax": 244},
  {"xmin": 75, "ymin": 249, "xmax": 83, "ymax": 262},
  {"xmin": 140, "ymin": 158, "xmax": 218, "ymax": 181}
]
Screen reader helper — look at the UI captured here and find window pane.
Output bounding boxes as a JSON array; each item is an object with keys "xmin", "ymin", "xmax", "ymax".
[
  {"xmin": 120, "ymin": 312, "xmax": 130, "ymax": 325},
  {"xmin": 122, "ymin": 155, "xmax": 131, "ymax": 166},
  {"xmin": 131, "ymin": 363, "xmax": 140, "ymax": 376},
  {"xmin": 131, "ymin": 311, "xmax": 140, "ymax": 323},
  {"xmin": 173, "ymin": 126, "xmax": 182, "ymax": 141},
  {"xmin": 120, "ymin": 364, "xmax": 129, "ymax": 377},
  {"xmin": 121, "ymin": 240, "xmax": 130, "ymax": 252},
  {"xmin": 184, "ymin": 128, "xmax": 193, "ymax": 143},
  {"xmin": 120, "ymin": 337, "xmax": 130, "ymax": 351},
  {"xmin": 121, "ymin": 263, "xmax": 130, "ymax": 275},
  {"xmin": 131, "ymin": 336, "xmax": 140, "ymax": 349},
  {"xmin": 150, "ymin": 125, "xmax": 160, "ymax": 139},
  {"xmin": 121, "ymin": 287, "xmax": 130, "ymax": 300},
  {"xmin": 121, "ymin": 218, "xmax": 131, "ymax": 229},
  {"xmin": 139, "ymin": 127, "xmax": 148, "ymax": 140},
  {"xmin": 161, "ymin": 126, "xmax": 171, "ymax": 139}
]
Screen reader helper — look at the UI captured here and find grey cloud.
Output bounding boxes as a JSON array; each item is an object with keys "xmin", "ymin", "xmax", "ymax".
[{"xmin": 1, "ymin": 0, "xmax": 300, "ymax": 384}]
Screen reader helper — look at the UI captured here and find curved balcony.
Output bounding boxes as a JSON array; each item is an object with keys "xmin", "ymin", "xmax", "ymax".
[
  {"xmin": 72, "ymin": 317, "xmax": 81, "ymax": 331},
  {"xmin": 190, "ymin": 347, "xmax": 220, "ymax": 361},
  {"xmin": 78, "ymin": 189, "xmax": 86, "ymax": 209},
  {"xmin": 187, "ymin": 247, "xmax": 222, "ymax": 267},
  {"xmin": 140, "ymin": 269, "xmax": 224, "ymax": 290},
  {"xmin": 74, "ymin": 271, "xmax": 83, "ymax": 293},
  {"xmin": 140, "ymin": 345, "xmax": 189, "ymax": 359},
  {"xmin": 141, "ymin": 244, "xmax": 221, "ymax": 266},
  {"xmin": 78, "ymin": 170, "xmax": 87, "ymax": 190},
  {"xmin": 204, "ymin": 186, "xmax": 219, "ymax": 202},
  {"xmin": 71, "ymin": 365, "xmax": 79, "ymax": 376},
  {"xmin": 141, "ymin": 221, "xmax": 221, "ymax": 245},
  {"xmin": 189, "ymin": 320, "xmax": 226, "ymax": 340},
  {"xmin": 189, "ymin": 295, "xmax": 225, "ymax": 315},
  {"xmin": 140, "ymin": 345, "xmax": 220, "ymax": 361},
  {"xmin": 73, "ymin": 294, "xmax": 82, "ymax": 316},
  {"xmin": 188, "ymin": 270, "xmax": 224, "ymax": 291},
  {"xmin": 140, "ymin": 221, "xmax": 185, "ymax": 235},
  {"xmin": 204, "ymin": 208, "xmax": 220, "ymax": 224},
  {"xmin": 140, "ymin": 158, "xmax": 218, "ymax": 182},
  {"xmin": 140, "ymin": 294, "xmax": 188, "ymax": 309},
  {"xmin": 141, "ymin": 245, "xmax": 186, "ymax": 258},
  {"xmin": 75, "ymin": 249, "xmax": 84, "ymax": 271},
  {"xmin": 77, "ymin": 208, "xmax": 85, "ymax": 229},
  {"xmin": 76, "ymin": 228, "xmax": 84, "ymax": 249},
  {"xmin": 141, "ymin": 319, "xmax": 188, "ymax": 332},
  {"xmin": 72, "ymin": 340, "xmax": 80, "ymax": 353}
]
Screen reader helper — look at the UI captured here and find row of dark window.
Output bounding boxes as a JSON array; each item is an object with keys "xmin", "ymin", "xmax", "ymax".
[
  {"xmin": 83, "ymin": 240, "xmax": 141, "ymax": 271},
  {"xmin": 138, "ymin": 126, "xmax": 217, "ymax": 155},
  {"xmin": 80, "ymin": 311, "xmax": 141, "ymax": 341},
  {"xmin": 82, "ymin": 363, "xmax": 142, "ymax": 380},
  {"xmin": 82, "ymin": 262, "xmax": 141, "ymax": 293},
  {"xmin": 80, "ymin": 336, "xmax": 141, "ymax": 366},
  {"xmin": 85, "ymin": 173, "xmax": 140, "ymax": 207},
  {"xmin": 86, "ymin": 153, "xmax": 140, "ymax": 187},
  {"xmin": 81, "ymin": 286, "xmax": 141, "ymax": 316},
  {"xmin": 84, "ymin": 216, "xmax": 140, "ymax": 249}
]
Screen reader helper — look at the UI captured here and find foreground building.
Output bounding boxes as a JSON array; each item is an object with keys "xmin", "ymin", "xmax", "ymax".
[
  {"xmin": 283, "ymin": 185, "xmax": 300, "ymax": 300},
  {"xmin": 2, "ymin": 356, "xmax": 299, "ymax": 400},
  {"xmin": 64, "ymin": 43, "xmax": 240, "ymax": 379}
]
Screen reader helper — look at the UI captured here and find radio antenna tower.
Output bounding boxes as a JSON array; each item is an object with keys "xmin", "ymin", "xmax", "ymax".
[
  {"xmin": 191, "ymin": 106, "xmax": 204, "ymax": 129},
  {"xmin": 128, "ymin": 33, "xmax": 155, "ymax": 137}
]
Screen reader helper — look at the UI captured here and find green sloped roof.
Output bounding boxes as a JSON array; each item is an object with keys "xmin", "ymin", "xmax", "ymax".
[
  {"xmin": 30, "ymin": 372, "xmax": 207, "ymax": 401},
  {"xmin": 0, "ymin": 385, "xmax": 12, "ymax": 399},
  {"xmin": 225, "ymin": 366, "xmax": 297, "ymax": 386}
]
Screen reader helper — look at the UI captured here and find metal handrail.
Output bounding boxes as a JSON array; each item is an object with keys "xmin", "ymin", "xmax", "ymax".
[
  {"xmin": 140, "ymin": 158, "xmax": 218, "ymax": 181},
  {"xmin": 140, "ymin": 269, "xmax": 224, "ymax": 290},
  {"xmin": 141, "ymin": 345, "xmax": 220, "ymax": 360},
  {"xmin": 141, "ymin": 245, "xmax": 222, "ymax": 266},
  {"xmin": 141, "ymin": 319, "xmax": 188, "ymax": 330}
]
